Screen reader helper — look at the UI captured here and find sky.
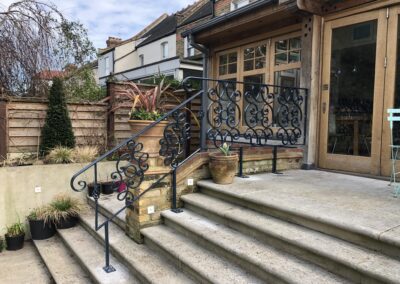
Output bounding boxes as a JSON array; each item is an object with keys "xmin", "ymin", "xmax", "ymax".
[{"xmin": 0, "ymin": 0, "xmax": 196, "ymax": 48}]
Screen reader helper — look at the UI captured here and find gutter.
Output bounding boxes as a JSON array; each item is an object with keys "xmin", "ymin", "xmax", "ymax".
[{"xmin": 182, "ymin": 0, "xmax": 278, "ymax": 37}]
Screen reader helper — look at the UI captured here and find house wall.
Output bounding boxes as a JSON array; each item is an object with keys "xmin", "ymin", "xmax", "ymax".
[
  {"xmin": 136, "ymin": 34, "xmax": 177, "ymax": 67},
  {"xmin": 114, "ymin": 41, "xmax": 137, "ymax": 74},
  {"xmin": 98, "ymin": 51, "xmax": 114, "ymax": 78}
]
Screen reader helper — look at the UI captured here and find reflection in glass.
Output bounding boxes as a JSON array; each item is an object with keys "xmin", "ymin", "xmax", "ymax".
[
  {"xmin": 327, "ymin": 20, "xmax": 377, "ymax": 157},
  {"xmin": 243, "ymin": 74, "xmax": 265, "ymax": 126}
]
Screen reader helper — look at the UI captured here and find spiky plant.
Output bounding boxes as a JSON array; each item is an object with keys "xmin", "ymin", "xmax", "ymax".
[
  {"xmin": 72, "ymin": 146, "xmax": 99, "ymax": 163},
  {"xmin": 27, "ymin": 206, "xmax": 54, "ymax": 225},
  {"xmin": 49, "ymin": 194, "xmax": 82, "ymax": 224},
  {"xmin": 6, "ymin": 220, "xmax": 25, "ymax": 237},
  {"xmin": 46, "ymin": 146, "xmax": 74, "ymax": 164}
]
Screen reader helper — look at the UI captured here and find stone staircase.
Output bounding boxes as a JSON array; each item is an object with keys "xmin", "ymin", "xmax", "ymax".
[{"xmin": 33, "ymin": 177, "xmax": 400, "ymax": 284}]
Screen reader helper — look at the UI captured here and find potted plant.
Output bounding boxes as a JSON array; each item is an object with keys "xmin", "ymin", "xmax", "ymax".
[
  {"xmin": 209, "ymin": 143, "xmax": 239, "ymax": 185},
  {"xmin": 28, "ymin": 206, "xmax": 56, "ymax": 240},
  {"xmin": 0, "ymin": 236, "xmax": 5, "ymax": 252},
  {"xmin": 116, "ymin": 80, "xmax": 172, "ymax": 160},
  {"xmin": 50, "ymin": 194, "xmax": 82, "ymax": 229},
  {"xmin": 5, "ymin": 220, "xmax": 25, "ymax": 251}
]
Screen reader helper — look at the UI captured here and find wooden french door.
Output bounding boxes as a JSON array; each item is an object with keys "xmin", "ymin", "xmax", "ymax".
[{"xmin": 319, "ymin": 9, "xmax": 388, "ymax": 175}]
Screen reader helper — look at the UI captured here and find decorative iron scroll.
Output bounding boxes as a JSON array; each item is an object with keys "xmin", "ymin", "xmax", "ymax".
[
  {"xmin": 159, "ymin": 110, "xmax": 191, "ymax": 168},
  {"xmin": 206, "ymin": 79, "xmax": 307, "ymax": 148}
]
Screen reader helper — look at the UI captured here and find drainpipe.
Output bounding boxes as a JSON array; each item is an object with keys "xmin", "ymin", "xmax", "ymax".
[
  {"xmin": 210, "ymin": 0, "xmax": 216, "ymax": 18},
  {"xmin": 189, "ymin": 34, "xmax": 209, "ymax": 151}
]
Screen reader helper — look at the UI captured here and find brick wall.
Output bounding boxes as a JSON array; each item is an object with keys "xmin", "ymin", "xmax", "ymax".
[{"xmin": 215, "ymin": 0, "xmax": 231, "ymax": 16}]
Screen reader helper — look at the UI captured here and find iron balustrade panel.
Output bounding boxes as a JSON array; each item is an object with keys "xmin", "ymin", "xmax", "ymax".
[{"xmin": 192, "ymin": 77, "xmax": 308, "ymax": 148}]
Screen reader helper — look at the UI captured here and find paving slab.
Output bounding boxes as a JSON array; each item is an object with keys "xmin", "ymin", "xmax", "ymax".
[
  {"xmin": 0, "ymin": 241, "xmax": 51, "ymax": 284},
  {"xmin": 197, "ymin": 170, "xmax": 400, "ymax": 246}
]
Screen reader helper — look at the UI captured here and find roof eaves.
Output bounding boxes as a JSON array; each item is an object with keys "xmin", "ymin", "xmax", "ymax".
[{"xmin": 181, "ymin": 0, "xmax": 278, "ymax": 37}]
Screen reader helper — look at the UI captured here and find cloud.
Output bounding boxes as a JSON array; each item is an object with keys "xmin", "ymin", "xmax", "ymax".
[{"xmin": 1, "ymin": 0, "xmax": 196, "ymax": 48}]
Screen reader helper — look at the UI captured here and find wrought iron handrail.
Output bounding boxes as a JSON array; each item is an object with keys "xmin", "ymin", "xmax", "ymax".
[{"xmin": 70, "ymin": 76, "xmax": 308, "ymax": 273}]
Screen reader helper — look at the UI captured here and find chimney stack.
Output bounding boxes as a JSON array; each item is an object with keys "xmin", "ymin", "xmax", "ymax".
[{"xmin": 106, "ymin": 37, "xmax": 122, "ymax": 48}]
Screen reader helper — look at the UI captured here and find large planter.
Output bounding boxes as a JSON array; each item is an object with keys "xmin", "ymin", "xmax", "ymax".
[
  {"xmin": 56, "ymin": 216, "xmax": 78, "ymax": 230},
  {"xmin": 29, "ymin": 220, "xmax": 56, "ymax": 240},
  {"xmin": 128, "ymin": 120, "xmax": 168, "ymax": 167},
  {"xmin": 209, "ymin": 153, "xmax": 239, "ymax": 185},
  {"xmin": 5, "ymin": 234, "xmax": 25, "ymax": 251}
]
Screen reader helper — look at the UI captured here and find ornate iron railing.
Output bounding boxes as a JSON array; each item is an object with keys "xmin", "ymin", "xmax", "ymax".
[{"xmin": 70, "ymin": 77, "xmax": 308, "ymax": 272}]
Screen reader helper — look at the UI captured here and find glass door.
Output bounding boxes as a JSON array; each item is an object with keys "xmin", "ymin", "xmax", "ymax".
[{"xmin": 319, "ymin": 9, "xmax": 388, "ymax": 174}]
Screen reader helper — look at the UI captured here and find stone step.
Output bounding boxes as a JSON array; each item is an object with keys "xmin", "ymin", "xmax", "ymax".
[
  {"xmin": 86, "ymin": 194, "xmax": 126, "ymax": 231},
  {"xmin": 141, "ymin": 225, "xmax": 263, "ymax": 284},
  {"xmin": 57, "ymin": 223, "xmax": 137, "ymax": 284},
  {"xmin": 33, "ymin": 235, "xmax": 92, "ymax": 284},
  {"xmin": 197, "ymin": 179, "xmax": 400, "ymax": 259},
  {"xmin": 182, "ymin": 193, "xmax": 400, "ymax": 283},
  {"xmin": 79, "ymin": 207, "xmax": 193, "ymax": 284},
  {"xmin": 162, "ymin": 209, "xmax": 350, "ymax": 284}
]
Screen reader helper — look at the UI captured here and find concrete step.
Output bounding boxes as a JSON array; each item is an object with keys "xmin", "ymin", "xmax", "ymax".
[
  {"xmin": 182, "ymin": 193, "xmax": 400, "ymax": 283},
  {"xmin": 57, "ymin": 223, "xmax": 137, "ymax": 284},
  {"xmin": 162, "ymin": 209, "xmax": 350, "ymax": 284},
  {"xmin": 141, "ymin": 225, "xmax": 263, "ymax": 284},
  {"xmin": 197, "ymin": 179, "xmax": 400, "ymax": 259},
  {"xmin": 86, "ymin": 194, "xmax": 126, "ymax": 231},
  {"xmin": 79, "ymin": 207, "xmax": 193, "ymax": 284},
  {"xmin": 33, "ymin": 235, "xmax": 92, "ymax": 284}
]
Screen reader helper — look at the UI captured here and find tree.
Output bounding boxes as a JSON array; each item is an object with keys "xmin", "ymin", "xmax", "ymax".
[
  {"xmin": 40, "ymin": 77, "xmax": 75, "ymax": 154},
  {"xmin": 0, "ymin": 0, "xmax": 95, "ymax": 96}
]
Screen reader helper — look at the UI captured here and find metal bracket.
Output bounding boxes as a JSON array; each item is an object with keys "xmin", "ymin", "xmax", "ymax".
[
  {"xmin": 171, "ymin": 208, "xmax": 183, "ymax": 213},
  {"xmin": 103, "ymin": 265, "xmax": 116, "ymax": 273}
]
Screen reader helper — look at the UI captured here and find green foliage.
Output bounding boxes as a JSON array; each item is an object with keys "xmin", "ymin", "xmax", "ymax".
[
  {"xmin": 46, "ymin": 146, "xmax": 74, "ymax": 164},
  {"xmin": 40, "ymin": 78, "xmax": 75, "ymax": 155},
  {"xmin": 65, "ymin": 66, "xmax": 105, "ymax": 102},
  {"xmin": 219, "ymin": 143, "xmax": 231, "ymax": 156},
  {"xmin": 6, "ymin": 220, "xmax": 25, "ymax": 237},
  {"xmin": 49, "ymin": 194, "xmax": 82, "ymax": 223},
  {"xmin": 130, "ymin": 108, "xmax": 164, "ymax": 121},
  {"xmin": 0, "ymin": 237, "xmax": 5, "ymax": 252},
  {"xmin": 27, "ymin": 206, "xmax": 53, "ymax": 225}
]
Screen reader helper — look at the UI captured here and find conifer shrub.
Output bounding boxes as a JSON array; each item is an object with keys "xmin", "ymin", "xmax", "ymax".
[{"xmin": 40, "ymin": 78, "xmax": 75, "ymax": 155}]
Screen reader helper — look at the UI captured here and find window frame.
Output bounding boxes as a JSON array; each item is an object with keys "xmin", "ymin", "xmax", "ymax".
[
  {"xmin": 139, "ymin": 54, "xmax": 144, "ymax": 66},
  {"xmin": 161, "ymin": 41, "xmax": 169, "ymax": 59}
]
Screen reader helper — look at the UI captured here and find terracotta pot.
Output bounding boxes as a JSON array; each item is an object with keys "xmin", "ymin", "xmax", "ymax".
[
  {"xmin": 209, "ymin": 152, "xmax": 238, "ymax": 184},
  {"xmin": 128, "ymin": 120, "xmax": 168, "ymax": 167}
]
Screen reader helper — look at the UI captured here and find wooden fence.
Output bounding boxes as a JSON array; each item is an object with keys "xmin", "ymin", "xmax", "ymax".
[
  {"xmin": 0, "ymin": 82, "xmax": 201, "ymax": 161},
  {"xmin": 0, "ymin": 97, "xmax": 108, "ymax": 159}
]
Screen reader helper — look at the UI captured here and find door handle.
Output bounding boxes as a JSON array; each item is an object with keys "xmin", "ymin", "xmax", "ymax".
[{"xmin": 322, "ymin": 102, "xmax": 327, "ymax": 114}]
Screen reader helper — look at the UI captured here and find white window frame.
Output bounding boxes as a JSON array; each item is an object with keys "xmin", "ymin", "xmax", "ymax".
[
  {"xmin": 231, "ymin": 0, "xmax": 249, "ymax": 11},
  {"xmin": 161, "ymin": 42, "xmax": 169, "ymax": 59},
  {"xmin": 104, "ymin": 56, "xmax": 110, "ymax": 75},
  {"xmin": 139, "ymin": 54, "xmax": 144, "ymax": 66},
  {"xmin": 184, "ymin": 37, "xmax": 195, "ymax": 57}
]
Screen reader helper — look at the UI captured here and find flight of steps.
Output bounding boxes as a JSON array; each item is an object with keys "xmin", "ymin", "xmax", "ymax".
[{"xmin": 33, "ymin": 180, "xmax": 400, "ymax": 284}]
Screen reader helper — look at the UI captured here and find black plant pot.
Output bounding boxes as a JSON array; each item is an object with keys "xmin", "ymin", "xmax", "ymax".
[
  {"xmin": 101, "ymin": 182, "xmax": 115, "ymax": 195},
  {"xmin": 56, "ymin": 216, "xmax": 78, "ymax": 229},
  {"xmin": 29, "ymin": 220, "xmax": 56, "ymax": 240},
  {"xmin": 87, "ymin": 183, "xmax": 97, "ymax": 197},
  {"xmin": 5, "ymin": 233, "xmax": 25, "ymax": 251}
]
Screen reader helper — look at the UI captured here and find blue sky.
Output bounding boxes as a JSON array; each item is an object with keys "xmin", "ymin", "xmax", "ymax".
[{"xmin": 1, "ymin": 0, "xmax": 196, "ymax": 48}]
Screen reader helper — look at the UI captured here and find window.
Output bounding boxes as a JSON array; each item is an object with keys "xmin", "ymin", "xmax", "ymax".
[
  {"xmin": 184, "ymin": 37, "xmax": 195, "ymax": 57},
  {"xmin": 231, "ymin": 0, "xmax": 249, "ymax": 11},
  {"xmin": 218, "ymin": 52, "xmax": 238, "ymax": 76},
  {"xmin": 139, "ymin": 54, "xmax": 144, "ymax": 66},
  {"xmin": 161, "ymin": 42, "xmax": 168, "ymax": 59},
  {"xmin": 243, "ymin": 44, "xmax": 267, "ymax": 71},
  {"xmin": 104, "ymin": 57, "xmax": 110, "ymax": 75},
  {"xmin": 274, "ymin": 37, "xmax": 301, "ymax": 65}
]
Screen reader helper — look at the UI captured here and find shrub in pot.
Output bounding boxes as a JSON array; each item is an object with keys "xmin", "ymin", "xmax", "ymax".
[
  {"xmin": 209, "ymin": 143, "xmax": 238, "ymax": 185},
  {"xmin": 28, "ymin": 206, "xmax": 56, "ymax": 240},
  {"xmin": 5, "ymin": 220, "xmax": 25, "ymax": 251},
  {"xmin": 0, "ymin": 236, "xmax": 5, "ymax": 252},
  {"xmin": 50, "ymin": 194, "xmax": 82, "ymax": 229}
]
